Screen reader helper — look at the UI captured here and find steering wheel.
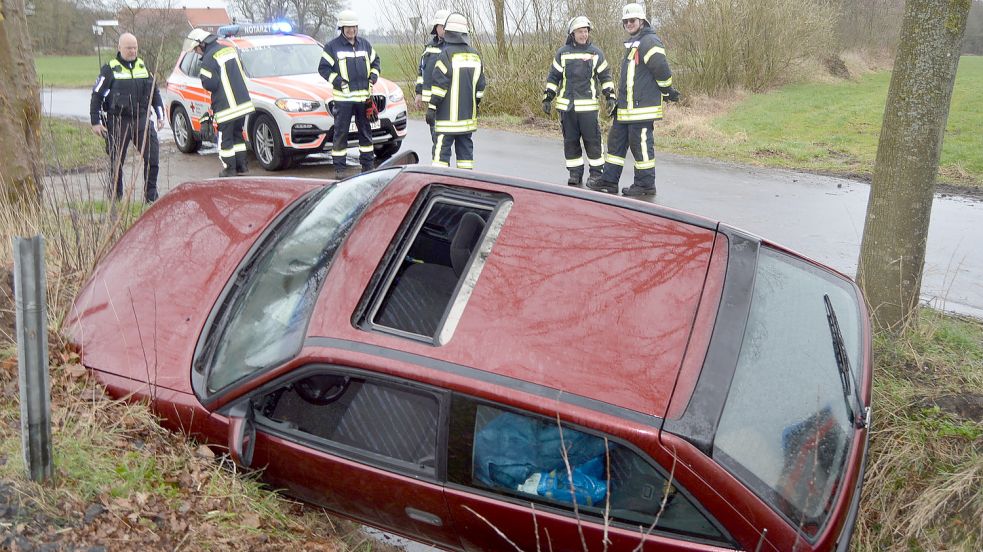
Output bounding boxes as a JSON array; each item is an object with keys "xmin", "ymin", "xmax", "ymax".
[{"xmin": 294, "ymin": 374, "xmax": 351, "ymax": 406}]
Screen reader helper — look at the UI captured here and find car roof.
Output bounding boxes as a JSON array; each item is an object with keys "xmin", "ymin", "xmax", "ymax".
[{"xmin": 223, "ymin": 33, "xmax": 319, "ymax": 50}]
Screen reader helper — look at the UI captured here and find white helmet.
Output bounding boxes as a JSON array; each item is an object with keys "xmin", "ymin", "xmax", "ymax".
[
  {"xmin": 337, "ymin": 9, "xmax": 359, "ymax": 28},
  {"xmin": 622, "ymin": 3, "xmax": 648, "ymax": 23},
  {"xmin": 182, "ymin": 28, "xmax": 214, "ymax": 52},
  {"xmin": 567, "ymin": 15, "xmax": 592, "ymax": 35},
  {"xmin": 431, "ymin": 9, "xmax": 451, "ymax": 30},
  {"xmin": 444, "ymin": 12, "xmax": 468, "ymax": 34}
]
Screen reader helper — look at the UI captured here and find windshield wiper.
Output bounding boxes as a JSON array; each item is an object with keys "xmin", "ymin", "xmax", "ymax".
[{"xmin": 824, "ymin": 295, "xmax": 868, "ymax": 429}]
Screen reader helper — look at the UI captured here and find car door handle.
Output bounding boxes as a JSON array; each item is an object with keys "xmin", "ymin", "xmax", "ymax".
[{"xmin": 405, "ymin": 507, "xmax": 443, "ymax": 527}]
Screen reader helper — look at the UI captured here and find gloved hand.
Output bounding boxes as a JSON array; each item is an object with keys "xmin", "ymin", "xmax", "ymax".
[
  {"xmin": 542, "ymin": 100, "xmax": 552, "ymax": 115},
  {"xmin": 665, "ymin": 87, "xmax": 680, "ymax": 102},
  {"xmin": 425, "ymin": 108, "xmax": 436, "ymax": 126},
  {"xmin": 369, "ymin": 73, "xmax": 378, "ymax": 85},
  {"xmin": 333, "ymin": 76, "xmax": 349, "ymax": 90},
  {"xmin": 607, "ymin": 100, "xmax": 617, "ymax": 119}
]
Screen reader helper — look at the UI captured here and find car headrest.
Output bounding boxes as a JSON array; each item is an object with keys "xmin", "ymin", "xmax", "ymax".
[{"xmin": 450, "ymin": 212, "xmax": 485, "ymax": 277}]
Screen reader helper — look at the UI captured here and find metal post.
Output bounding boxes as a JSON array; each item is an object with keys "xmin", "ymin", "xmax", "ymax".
[{"xmin": 13, "ymin": 235, "xmax": 52, "ymax": 482}]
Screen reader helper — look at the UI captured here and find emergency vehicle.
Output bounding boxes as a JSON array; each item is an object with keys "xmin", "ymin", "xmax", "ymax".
[{"xmin": 164, "ymin": 23, "xmax": 408, "ymax": 170}]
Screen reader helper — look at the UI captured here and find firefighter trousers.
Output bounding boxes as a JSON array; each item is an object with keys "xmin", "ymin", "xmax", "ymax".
[
  {"xmin": 432, "ymin": 133, "xmax": 474, "ymax": 169},
  {"xmin": 218, "ymin": 117, "xmax": 248, "ymax": 173},
  {"xmin": 106, "ymin": 113, "xmax": 159, "ymax": 202},
  {"xmin": 332, "ymin": 101, "xmax": 375, "ymax": 170},
  {"xmin": 560, "ymin": 110, "xmax": 603, "ymax": 181},
  {"xmin": 601, "ymin": 120, "xmax": 657, "ymax": 190}
]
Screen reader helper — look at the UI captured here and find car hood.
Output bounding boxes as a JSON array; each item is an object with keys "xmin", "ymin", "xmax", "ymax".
[
  {"xmin": 65, "ymin": 178, "xmax": 321, "ymax": 394},
  {"xmin": 249, "ymin": 73, "xmax": 401, "ymax": 102}
]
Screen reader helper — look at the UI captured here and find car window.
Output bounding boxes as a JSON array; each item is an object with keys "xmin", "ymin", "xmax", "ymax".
[
  {"xmin": 447, "ymin": 398, "xmax": 727, "ymax": 543},
  {"xmin": 180, "ymin": 52, "xmax": 201, "ymax": 78},
  {"xmin": 204, "ymin": 170, "xmax": 396, "ymax": 393},
  {"xmin": 239, "ymin": 44, "xmax": 324, "ymax": 77},
  {"xmin": 254, "ymin": 368, "xmax": 440, "ymax": 475},
  {"xmin": 713, "ymin": 246, "xmax": 862, "ymax": 537},
  {"xmin": 363, "ymin": 188, "xmax": 512, "ymax": 345}
]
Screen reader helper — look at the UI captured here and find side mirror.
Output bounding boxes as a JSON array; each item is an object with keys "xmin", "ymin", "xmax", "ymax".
[
  {"xmin": 227, "ymin": 400, "xmax": 256, "ymax": 468},
  {"xmin": 378, "ymin": 150, "xmax": 419, "ymax": 169}
]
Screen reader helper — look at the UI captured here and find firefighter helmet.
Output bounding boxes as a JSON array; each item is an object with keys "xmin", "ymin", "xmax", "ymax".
[
  {"xmin": 431, "ymin": 9, "xmax": 451, "ymax": 30},
  {"xmin": 337, "ymin": 10, "xmax": 359, "ymax": 28},
  {"xmin": 622, "ymin": 3, "xmax": 648, "ymax": 23},
  {"xmin": 444, "ymin": 12, "xmax": 468, "ymax": 34},
  {"xmin": 567, "ymin": 16, "xmax": 592, "ymax": 35},
  {"xmin": 182, "ymin": 28, "xmax": 215, "ymax": 52}
]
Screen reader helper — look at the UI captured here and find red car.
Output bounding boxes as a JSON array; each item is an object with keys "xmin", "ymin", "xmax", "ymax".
[{"xmin": 67, "ymin": 156, "xmax": 872, "ymax": 552}]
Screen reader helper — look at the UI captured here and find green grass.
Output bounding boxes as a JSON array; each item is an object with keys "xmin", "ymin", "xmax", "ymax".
[
  {"xmin": 375, "ymin": 43, "xmax": 418, "ymax": 84},
  {"xmin": 42, "ymin": 117, "xmax": 106, "ymax": 172},
  {"xmin": 35, "ymin": 55, "xmax": 105, "ymax": 88},
  {"xmin": 659, "ymin": 56, "xmax": 983, "ymax": 187}
]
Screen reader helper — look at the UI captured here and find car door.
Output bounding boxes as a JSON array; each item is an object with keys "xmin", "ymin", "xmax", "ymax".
[
  {"xmin": 223, "ymin": 364, "xmax": 460, "ymax": 549},
  {"xmin": 444, "ymin": 395, "xmax": 737, "ymax": 552}
]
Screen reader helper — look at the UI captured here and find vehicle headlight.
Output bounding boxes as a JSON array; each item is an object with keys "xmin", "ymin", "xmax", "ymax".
[
  {"xmin": 387, "ymin": 88, "xmax": 404, "ymax": 103},
  {"xmin": 275, "ymin": 98, "xmax": 321, "ymax": 112}
]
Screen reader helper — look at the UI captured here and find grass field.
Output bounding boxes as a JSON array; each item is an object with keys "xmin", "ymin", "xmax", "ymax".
[
  {"xmin": 658, "ymin": 55, "xmax": 983, "ymax": 187},
  {"xmin": 35, "ymin": 55, "xmax": 105, "ymax": 88},
  {"xmin": 43, "ymin": 117, "xmax": 105, "ymax": 172}
]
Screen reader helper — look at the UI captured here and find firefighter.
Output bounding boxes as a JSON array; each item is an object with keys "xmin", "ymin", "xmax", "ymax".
[
  {"xmin": 319, "ymin": 9, "xmax": 381, "ymax": 178},
  {"xmin": 89, "ymin": 32, "xmax": 163, "ymax": 202},
  {"xmin": 184, "ymin": 28, "xmax": 255, "ymax": 177},
  {"xmin": 427, "ymin": 12, "xmax": 486, "ymax": 169},
  {"xmin": 542, "ymin": 16, "xmax": 615, "ymax": 188},
  {"xmin": 589, "ymin": 3, "xmax": 679, "ymax": 196},
  {"xmin": 415, "ymin": 9, "xmax": 450, "ymax": 144}
]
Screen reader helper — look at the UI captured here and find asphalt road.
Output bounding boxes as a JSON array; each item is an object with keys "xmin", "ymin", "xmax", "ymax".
[{"xmin": 45, "ymin": 87, "xmax": 983, "ymax": 318}]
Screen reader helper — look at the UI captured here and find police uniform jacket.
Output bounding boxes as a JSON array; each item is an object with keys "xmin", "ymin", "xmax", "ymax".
[
  {"xmin": 415, "ymin": 35, "xmax": 444, "ymax": 104},
  {"xmin": 89, "ymin": 54, "xmax": 163, "ymax": 125},
  {"xmin": 615, "ymin": 25, "xmax": 674, "ymax": 122},
  {"xmin": 428, "ymin": 31, "xmax": 486, "ymax": 135},
  {"xmin": 544, "ymin": 35, "xmax": 614, "ymax": 112},
  {"xmin": 319, "ymin": 34, "xmax": 380, "ymax": 102},
  {"xmin": 199, "ymin": 40, "xmax": 254, "ymax": 124}
]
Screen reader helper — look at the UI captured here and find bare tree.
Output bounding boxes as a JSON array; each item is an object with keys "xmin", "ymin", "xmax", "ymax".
[
  {"xmin": 0, "ymin": 0, "xmax": 44, "ymax": 203},
  {"xmin": 230, "ymin": 0, "xmax": 342, "ymax": 40},
  {"xmin": 856, "ymin": 0, "xmax": 971, "ymax": 332}
]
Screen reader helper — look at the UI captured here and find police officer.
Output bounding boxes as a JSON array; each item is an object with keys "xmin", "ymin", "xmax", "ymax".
[
  {"xmin": 319, "ymin": 10, "xmax": 381, "ymax": 178},
  {"xmin": 543, "ymin": 16, "xmax": 614, "ymax": 188},
  {"xmin": 427, "ymin": 13, "xmax": 485, "ymax": 169},
  {"xmin": 590, "ymin": 3, "xmax": 679, "ymax": 197},
  {"xmin": 183, "ymin": 28, "xmax": 255, "ymax": 177},
  {"xmin": 415, "ymin": 9, "xmax": 450, "ymax": 144},
  {"xmin": 90, "ymin": 32, "xmax": 163, "ymax": 202}
]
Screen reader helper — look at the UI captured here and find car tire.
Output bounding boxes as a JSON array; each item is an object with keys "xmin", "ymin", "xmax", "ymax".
[
  {"xmin": 374, "ymin": 141, "xmax": 402, "ymax": 163},
  {"xmin": 251, "ymin": 113, "xmax": 288, "ymax": 171},
  {"xmin": 171, "ymin": 105, "xmax": 201, "ymax": 154}
]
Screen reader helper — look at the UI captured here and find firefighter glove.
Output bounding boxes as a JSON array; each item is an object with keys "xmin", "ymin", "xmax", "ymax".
[
  {"xmin": 369, "ymin": 74, "xmax": 378, "ymax": 85},
  {"xmin": 607, "ymin": 101, "xmax": 617, "ymax": 119},
  {"xmin": 665, "ymin": 87, "xmax": 680, "ymax": 102},
  {"xmin": 542, "ymin": 100, "xmax": 552, "ymax": 116},
  {"xmin": 542, "ymin": 89, "xmax": 556, "ymax": 102},
  {"xmin": 425, "ymin": 108, "xmax": 436, "ymax": 126},
  {"xmin": 333, "ymin": 76, "xmax": 348, "ymax": 90}
]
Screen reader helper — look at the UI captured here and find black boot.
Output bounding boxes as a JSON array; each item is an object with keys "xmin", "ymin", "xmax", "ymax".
[
  {"xmin": 218, "ymin": 166, "xmax": 235, "ymax": 177},
  {"xmin": 586, "ymin": 174, "xmax": 603, "ymax": 189},
  {"xmin": 235, "ymin": 151, "xmax": 248, "ymax": 175},
  {"xmin": 567, "ymin": 171, "xmax": 583, "ymax": 187},
  {"xmin": 622, "ymin": 185, "xmax": 657, "ymax": 197},
  {"xmin": 586, "ymin": 178, "xmax": 618, "ymax": 194}
]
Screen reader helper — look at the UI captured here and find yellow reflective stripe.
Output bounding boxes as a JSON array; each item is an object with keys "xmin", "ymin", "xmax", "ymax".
[
  {"xmin": 626, "ymin": 47, "xmax": 637, "ymax": 110},
  {"xmin": 331, "ymin": 149, "xmax": 346, "ymax": 156},
  {"xmin": 555, "ymin": 98, "xmax": 570, "ymax": 109},
  {"xmin": 432, "ymin": 160, "xmax": 450, "ymax": 167},
  {"xmin": 433, "ymin": 134, "xmax": 444, "ymax": 162},
  {"xmin": 457, "ymin": 160, "xmax": 474, "ymax": 169},
  {"xmin": 475, "ymin": 89, "xmax": 484, "ymax": 98},
  {"xmin": 605, "ymin": 153, "xmax": 625, "ymax": 166},
  {"xmin": 587, "ymin": 156, "xmax": 604, "ymax": 167},
  {"xmin": 327, "ymin": 72, "xmax": 338, "ymax": 83},
  {"xmin": 640, "ymin": 127, "xmax": 649, "ymax": 162},
  {"xmin": 422, "ymin": 90, "xmax": 432, "ymax": 101},
  {"xmin": 657, "ymin": 77, "xmax": 673, "ymax": 87},
  {"xmin": 214, "ymin": 101, "xmax": 255, "ymax": 123},
  {"xmin": 359, "ymin": 145, "xmax": 374, "ymax": 152},
  {"xmin": 643, "ymin": 45, "xmax": 666, "ymax": 64},
  {"xmin": 635, "ymin": 159, "xmax": 656, "ymax": 169},
  {"xmin": 109, "ymin": 58, "xmax": 150, "ymax": 79},
  {"xmin": 219, "ymin": 146, "xmax": 236, "ymax": 156},
  {"xmin": 321, "ymin": 52, "xmax": 335, "ymax": 64},
  {"xmin": 565, "ymin": 157, "xmax": 584, "ymax": 168},
  {"xmin": 601, "ymin": 81, "xmax": 614, "ymax": 91},
  {"xmin": 560, "ymin": 53, "xmax": 594, "ymax": 61},
  {"xmin": 573, "ymin": 103, "xmax": 599, "ymax": 112},
  {"xmin": 199, "ymin": 68, "xmax": 213, "ymax": 78},
  {"xmin": 435, "ymin": 60, "xmax": 447, "ymax": 74},
  {"xmin": 371, "ymin": 67, "xmax": 380, "ymax": 76},
  {"xmin": 435, "ymin": 120, "xmax": 477, "ymax": 132},
  {"xmin": 233, "ymin": 143, "xmax": 247, "ymax": 153},
  {"xmin": 431, "ymin": 86, "xmax": 447, "ymax": 97},
  {"xmin": 415, "ymin": 76, "xmax": 424, "ymax": 84},
  {"xmin": 597, "ymin": 60, "xmax": 608, "ymax": 73},
  {"xmin": 545, "ymin": 82, "xmax": 558, "ymax": 92},
  {"xmin": 552, "ymin": 59, "xmax": 562, "ymax": 72},
  {"xmin": 425, "ymin": 47, "xmax": 442, "ymax": 54}
]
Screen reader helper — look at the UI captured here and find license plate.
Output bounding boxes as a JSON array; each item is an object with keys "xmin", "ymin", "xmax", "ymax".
[{"xmin": 348, "ymin": 120, "xmax": 382, "ymax": 132}]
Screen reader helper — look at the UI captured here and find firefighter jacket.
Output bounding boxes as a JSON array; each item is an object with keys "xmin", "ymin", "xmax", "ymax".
[
  {"xmin": 415, "ymin": 35, "xmax": 444, "ymax": 104},
  {"xmin": 544, "ymin": 35, "xmax": 614, "ymax": 112},
  {"xmin": 319, "ymin": 34, "xmax": 380, "ymax": 103},
  {"xmin": 428, "ymin": 31, "xmax": 486, "ymax": 135},
  {"xmin": 90, "ymin": 54, "xmax": 163, "ymax": 125},
  {"xmin": 199, "ymin": 41, "xmax": 254, "ymax": 124},
  {"xmin": 614, "ymin": 25, "xmax": 674, "ymax": 122}
]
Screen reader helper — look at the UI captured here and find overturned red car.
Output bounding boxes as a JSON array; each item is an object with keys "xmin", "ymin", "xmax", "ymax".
[{"xmin": 67, "ymin": 155, "xmax": 872, "ymax": 552}]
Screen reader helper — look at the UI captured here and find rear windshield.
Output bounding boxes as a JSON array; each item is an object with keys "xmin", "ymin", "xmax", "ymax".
[
  {"xmin": 713, "ymin": 247, "xmax": 862, "ymax": 538},
  {"xmin": 239, "ymin": 44, "xmax": 323, "ymax": 77}
]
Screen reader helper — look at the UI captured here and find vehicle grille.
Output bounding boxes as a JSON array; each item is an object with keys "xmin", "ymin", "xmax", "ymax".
[{"xmin": 373, "ymin": 94, "xmax": 387, "ymax": 111}]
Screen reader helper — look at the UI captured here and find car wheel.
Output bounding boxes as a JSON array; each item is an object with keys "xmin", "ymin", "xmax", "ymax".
[
  {"xmin": 251, "ymin": 113, "xmax": 288, "ymax": 171},
  {"xmin": 374, "ymin": 140, "xmax": 402, "ymax": 162},
  {"xmin": 171, "ymin": 105, "xmax": 200, "ymax": 153}
]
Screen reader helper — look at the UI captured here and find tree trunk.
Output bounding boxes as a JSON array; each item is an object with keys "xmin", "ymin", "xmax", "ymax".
[
  {"xmin": 0, "ymin": 0, "xmax": 44, "ymax": 204},
  {"xmin": 493, "ymin": 0, "xmax": 506, "ymax": 59},
  {"xmin": 857, "ymin": 0, "xmax": 971, "ymax": 332}
]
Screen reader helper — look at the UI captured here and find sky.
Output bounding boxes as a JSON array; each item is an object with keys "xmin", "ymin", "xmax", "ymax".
[{"xmin": 156, "ymin": 0, "xmax": 391, "ymax": 32}]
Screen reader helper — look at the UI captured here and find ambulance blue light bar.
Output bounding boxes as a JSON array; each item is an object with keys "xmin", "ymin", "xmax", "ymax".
[{"xmin": 218, "ymin": 21, "xmax": 293, "ymax": 37}]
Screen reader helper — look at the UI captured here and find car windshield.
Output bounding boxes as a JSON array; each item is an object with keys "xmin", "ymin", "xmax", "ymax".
[
  {"xmin": 206, "ymin": 169, "xmax": 398, "ymax": 393},
  {"xmin": 239, "ymin": 44, "xmax": 324, "ymax": 77},
  {"xmin": 713, "ymin": 246, "xmax": 863, "ymax": 538}
]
